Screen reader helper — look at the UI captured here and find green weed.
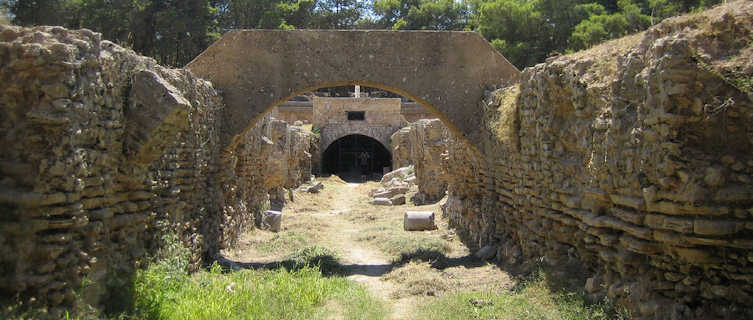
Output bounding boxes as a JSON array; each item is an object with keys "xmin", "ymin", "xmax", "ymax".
[
  {"xmin": 414, "ymin": 272, "xmax": 629, "ymax": 320},
  {"xmin": 133, "ymin": 263, "xmax": 386, "ymax": 320}
]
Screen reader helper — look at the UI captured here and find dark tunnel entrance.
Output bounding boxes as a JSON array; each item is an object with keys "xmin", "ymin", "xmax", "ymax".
[{"xmin": 322, "ymin": 134, "xmax": 392, "ymax": 182}]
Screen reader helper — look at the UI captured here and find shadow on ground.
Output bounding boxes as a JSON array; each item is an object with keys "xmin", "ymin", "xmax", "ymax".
[{"xmin": 214, "ymin": 248, "xmax": 491, "ymax": 278}]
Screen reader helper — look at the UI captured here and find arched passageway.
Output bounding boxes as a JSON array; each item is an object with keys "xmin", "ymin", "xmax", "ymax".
[
  {"xmin": 322, "ymin": 134, "xmax": 392, "ymax": 181},
  {"xmin": 185, "ymin": 30, "xmax": 520, "ymax": 150}
]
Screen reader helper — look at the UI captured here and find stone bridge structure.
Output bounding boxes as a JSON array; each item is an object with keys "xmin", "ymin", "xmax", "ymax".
[{"xmin": 185, "ymin": 30, "xmax": 520, "ymax": 150}]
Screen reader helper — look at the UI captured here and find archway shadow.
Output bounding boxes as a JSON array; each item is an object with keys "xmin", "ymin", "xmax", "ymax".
[{"xmin": 213, "ymin": 249, "xmax": 491, "ymax": 278}]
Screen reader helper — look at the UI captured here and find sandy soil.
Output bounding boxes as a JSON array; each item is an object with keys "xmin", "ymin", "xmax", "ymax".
[{"xmin": 222, "ymin": 176, "xmax": 514, "ymax": 319}]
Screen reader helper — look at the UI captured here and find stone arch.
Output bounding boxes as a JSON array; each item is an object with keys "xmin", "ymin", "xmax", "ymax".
[{"xmin": 185, "ymin": 30, "xmax": 520, "ymax": 150}]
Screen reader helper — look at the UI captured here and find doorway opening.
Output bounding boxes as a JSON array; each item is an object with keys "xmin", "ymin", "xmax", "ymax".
[{"xmin": 322, "ymin": 134, "xmax": 392, "ymax": 182}]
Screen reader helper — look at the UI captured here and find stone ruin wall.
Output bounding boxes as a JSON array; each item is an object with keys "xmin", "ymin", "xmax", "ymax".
[
  {"xmin": 390, "ymin": 119, "xmax": 450, "ymax": 204},
  {"xmin": 438, "ymin": 2, "xmax": 753, "ymax": 318},
  {"xmin": 0, "ymin": 25, "xmax": 315, "ymax": 316}
]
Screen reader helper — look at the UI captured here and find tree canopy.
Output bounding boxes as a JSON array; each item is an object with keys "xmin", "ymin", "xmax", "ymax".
[{"xmin": 1, "ymin": 0, "xmax": 723, "ymax": 67}]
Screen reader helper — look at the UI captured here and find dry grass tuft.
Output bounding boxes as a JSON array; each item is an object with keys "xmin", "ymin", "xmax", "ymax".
[
  {"xmin": 383, "ymin": 261, "xmax": 452, "ymax": 298},
  {"xmin": 489, "ymin": 85, "xmax": 521, "ymax": 146}
]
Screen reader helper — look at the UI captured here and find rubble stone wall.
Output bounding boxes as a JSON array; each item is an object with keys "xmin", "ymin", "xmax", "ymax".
[
  {"xmin": 390, "ymin": 119, "xmax": 450, "ymax": 203},
  {"xmin": 442, "ymin": 2, "xmax": 753, "ymax": 318},
  {"xmin": 220, "ymin": 115, "xmax": 316, "ymax": 228},
  {"xmin": 0, "ymin": 25, "xmax": 315, "ymax": 317}
]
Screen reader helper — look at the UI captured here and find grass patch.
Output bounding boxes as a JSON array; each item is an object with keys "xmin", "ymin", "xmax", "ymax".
[
  {"xmin": 413, "ymin": 272, "xmax": 628, "ymax": 320},
  {"xmin": 694, "ymin": 52, "xmax": 753, "ymax": 97},
  {"xmin": 350, "ymin": 206, "xmax": 453, "ymax": 263},
  {"xmin": 487, "ymin": 85, "xmax": 521, "ymax": 148},
  {"xmin": 383, "ymin": 261, "xmax": 452, "ymax": 298},
  {"xmin": 357, "ymin": 225, "xmax": 452, "ymax": 263},
  {"xmin": 133, "ymin": 263, "xmax": 386, "ymax": 320},
  {"xmin": 256, "ymin": 232, "xmax": 309, "ymax": 254},
  {"xmin": 277, "ymin": 245, "xmax": 345, "ymax": 276}
]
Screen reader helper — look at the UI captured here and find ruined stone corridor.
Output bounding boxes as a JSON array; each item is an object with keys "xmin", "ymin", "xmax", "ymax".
[{"xmin": 2, "ymin": 1, "xmax": 753, "ymax": 319}]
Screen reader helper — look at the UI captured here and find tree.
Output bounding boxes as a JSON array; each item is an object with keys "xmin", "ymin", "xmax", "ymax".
[
  {"xmin": 7, "ymin": 0, "xmax": 78, "ymax": 26},
  {"xmin": 475, "ymin": 0, "xmax": 545, "ymax": 68},
  {"xmin": 310, "ymin": 0, "xmax": 365, "ymax": 29},
  {"xmin": 534, "ymin": 0, "xmax": 591, "ymax": 58},
  {"xmin": 373, "ymin": 0, "xmax": 470, "ymax": 30},
  {"xmin": 568, "ymin": 0, "xmax": 649, "ymax": 50}
]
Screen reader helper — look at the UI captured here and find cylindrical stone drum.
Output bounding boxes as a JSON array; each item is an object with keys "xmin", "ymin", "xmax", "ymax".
[
  {"xmin": 404, "ymin": 211, "xmax": 436, "ymax": 231},
  {"xmin": 263, "ymin": 210, "xmax": 282, "ymax": 232}
]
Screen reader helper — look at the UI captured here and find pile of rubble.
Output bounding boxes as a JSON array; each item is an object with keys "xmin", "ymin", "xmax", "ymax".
[
  {"xmin": 369, "ymin": 166, "xmax": 416, "ymax": 206},
  {"xmin": 297, "ymin": 179, "xmax": 324, "ymax": 193}
]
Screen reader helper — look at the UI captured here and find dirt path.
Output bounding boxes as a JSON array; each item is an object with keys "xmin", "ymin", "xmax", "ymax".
[{"xmin": 222, "ymin": 177, "xmax": 514, "ymax": 319}]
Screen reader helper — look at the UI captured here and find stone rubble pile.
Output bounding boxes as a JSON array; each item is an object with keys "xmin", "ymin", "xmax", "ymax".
[
  {"xmin": 368, "ymin": 166, "xmax": 415, "ymax": 206},
  {"xmin": 298, "ymin": 180, "xmax": 324, "ymax": 193}
]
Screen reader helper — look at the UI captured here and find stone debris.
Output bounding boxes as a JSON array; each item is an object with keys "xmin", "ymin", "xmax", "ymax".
[
  {"xmin": 370, "ymin": 197, "xmax": 393, "ymax": 206},
  {"xmin": 368, "ymin": 166, "xmax": 415, "ymax": 206},
  {"xmin": 390, "ymin": 194, "xmax": 406, "ymax": 205},
  {"xmin": 261, "ymin": 210, "xmax": 282, "ymax": 232},
  {"xmin": 299, "ymin": 181, "xmax": 324, "ymax": 193}
]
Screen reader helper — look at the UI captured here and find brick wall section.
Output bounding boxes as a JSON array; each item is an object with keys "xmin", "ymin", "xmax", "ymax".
[
  {"xmin": 0, "ymin": 25, "xmax": 226, "ymax": 315},
  {"xmin": 442, "ymin": 3, "xmax": 753, "ymax": 318},
  {"xmin": 0, "ymin": 25, "xmax": 316, "ymax": 317}
]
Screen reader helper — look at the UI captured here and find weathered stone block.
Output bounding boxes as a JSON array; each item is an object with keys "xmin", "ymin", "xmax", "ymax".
[{"xmin": 693, "ymin": 219, "xmax": 742, "ymax": 236}]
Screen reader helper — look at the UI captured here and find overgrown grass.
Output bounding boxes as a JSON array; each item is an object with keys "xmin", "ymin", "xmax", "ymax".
[
  {"xmin": 277, "ymin": 245, "xmax": 345, "ymax": 276},
  {"xmin": 413, "ymin": 272, "xmax": 629, "ymax": 320},
  {"xmin": 131, "ymin": 242, "xmax": 386, "ymax": 320},
  {"xmin": 134, "ymin": 264, "xmax": 386, "ymax": 320}
]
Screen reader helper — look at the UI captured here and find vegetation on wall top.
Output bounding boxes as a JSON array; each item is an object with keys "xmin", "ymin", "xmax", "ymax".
[{"xmin": 1, "ymin": 0, "xmax": 724, "ymax": 68}]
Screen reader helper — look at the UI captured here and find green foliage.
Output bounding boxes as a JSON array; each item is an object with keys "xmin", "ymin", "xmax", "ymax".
[
  {"xmin": 279, "ymin": 245, "xmax": 345, "ymax": 275},
  {"xmin": 373, "ymin": 0, "xmax": 470, "ymax": 30},
  {"xmin": 310, "ymin": 0, "xmax": 367, "ymax": 28},
  {"xmin": 414, "ymin": 271, "xmax": 630, "ymax": 320},
  {"xmin": 133, "ymin": 264, "xmax": 386, "ymax": 320},
  {"xmin": 568, "ymin": 0, "xmax": 650, "ymax": 50},
  {"xmin": 4, "ymin": 0, "xmax": 728, "ymax": 69},
  {"xmin": 475, "ymin": 0, "xmax": 545, "ymax": 68},
  {"xmin": 130, "ymin": 232, "xmax": 384, "ymax": 320}
]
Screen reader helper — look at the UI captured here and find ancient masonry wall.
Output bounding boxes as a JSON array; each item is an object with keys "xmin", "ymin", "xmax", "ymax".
[
  {"xmin": 0, "ymin": 25, "xmax": 315, "ymax": 316},
  {"xmin": 390, "ymin": 119, "xmax": 449, "ymax": 204},
  {"xmin": 220, "ymin": 115, "xmax": 316, "ymax": 231},
  {"xmin": 442, "ymin": 3, "xmax": 753, "ymax": 319}
]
